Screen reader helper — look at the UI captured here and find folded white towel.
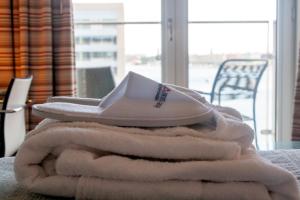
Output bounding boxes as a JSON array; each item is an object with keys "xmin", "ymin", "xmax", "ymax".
[
  {"xmin": 24, "ymin": 119, "xmax": 242, "ymax": 161},
  {"xmin": 14, "ymin": 119, "xmax": 300, "ymax": 200}
]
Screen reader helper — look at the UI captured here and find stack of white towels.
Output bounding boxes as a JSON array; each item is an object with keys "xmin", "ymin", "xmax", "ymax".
[{"xmin": 14, "ymin": 73, "xmax": 300, "ymax": 200}]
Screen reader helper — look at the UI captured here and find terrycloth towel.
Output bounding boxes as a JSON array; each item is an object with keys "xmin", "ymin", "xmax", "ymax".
[{"xmin": 14, "ymin": 119, "xmax": 300, "ymax": 200}]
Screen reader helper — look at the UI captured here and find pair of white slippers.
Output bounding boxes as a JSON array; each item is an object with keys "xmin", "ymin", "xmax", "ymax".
[{"xmin": 33, "ymin": 72, "xmax": 241, "ymax": 127}]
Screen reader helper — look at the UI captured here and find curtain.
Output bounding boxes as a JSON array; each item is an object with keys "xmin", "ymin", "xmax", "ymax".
[
  {"xmin": 0, "ymin": 0, "xmax": 76, "ymax": 129},
  {"xmin": 292, "ymin": 46, "xmax": 300, "ymax": 140}
]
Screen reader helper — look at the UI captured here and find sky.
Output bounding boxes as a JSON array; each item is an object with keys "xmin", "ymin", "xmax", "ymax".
[{"xmin": 72, "ymin": 0, "xmax": 276, "ymax": 55}]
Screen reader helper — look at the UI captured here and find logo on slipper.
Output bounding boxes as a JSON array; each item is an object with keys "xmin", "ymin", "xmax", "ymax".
[{"xmin": 154, "ymin": 84, "xmax": 171, "ymax": 108}]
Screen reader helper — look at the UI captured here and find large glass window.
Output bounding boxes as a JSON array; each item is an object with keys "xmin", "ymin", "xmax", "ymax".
[{"xmin": 72, "ymin": 0, "xmax": 290, "ymax": 149}]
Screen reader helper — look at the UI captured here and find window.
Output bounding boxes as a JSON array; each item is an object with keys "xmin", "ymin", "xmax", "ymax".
[
  {"xmin": 73, "ymin": 0, "xmax": 296, "ymax": 148},
  {"xmin": 82, "ymin": 52, "xmax": 91, "ymax": 60}
]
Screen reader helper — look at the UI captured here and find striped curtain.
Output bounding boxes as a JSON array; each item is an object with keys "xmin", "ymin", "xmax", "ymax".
[
  {"xmin": 292, "ymin": 46, "xmax": 300, "ymax": 140},
  {"xmin": 0, "ymin": 0, "xmax": 76, "ymax": 129}
]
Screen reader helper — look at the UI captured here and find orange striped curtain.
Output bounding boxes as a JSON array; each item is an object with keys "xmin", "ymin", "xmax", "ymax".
[
  {"xmin": 292, "ymin": 47, "xmax": 300, "ymax": 140},
  {"xmin": 0, "ymin": 0, "xmax": 76, "ymax": 129}
]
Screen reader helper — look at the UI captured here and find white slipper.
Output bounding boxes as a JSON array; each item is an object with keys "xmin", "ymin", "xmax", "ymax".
[{"xmin": 33, "ymin": 72, "xmax": 214, "ymax": 127}]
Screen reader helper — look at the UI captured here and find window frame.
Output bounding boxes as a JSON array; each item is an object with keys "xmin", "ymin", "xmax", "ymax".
[{"xmin": 276, "ymin": 0, "xmax": 297, "ymax": 142}]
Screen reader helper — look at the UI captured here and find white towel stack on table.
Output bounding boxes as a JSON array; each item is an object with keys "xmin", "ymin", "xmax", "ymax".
[
  {"xmin": 14, "ymin": 109, "xmax": 300, "ymax": 200},
  {"xmin": 14, "ymin": 72, "xmax": 300, "ymax": 200}
]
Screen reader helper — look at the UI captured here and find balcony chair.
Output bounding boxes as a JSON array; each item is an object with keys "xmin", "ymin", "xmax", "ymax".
[
  {"xmin": 77, "ymin": 66, "xmax": 115, "ymax": 98},
  {"xmin": 198, "ymin": 59, "xmax": 268, "ymax": 148},
  {"xmin": 0, "ymin": 76, "xmax": 32, "ymax": 157}
]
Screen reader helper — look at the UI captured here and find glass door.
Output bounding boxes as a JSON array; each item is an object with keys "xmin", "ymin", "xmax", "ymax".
[{"xmin": 188, "ymin": 0, "xmax": 277, "ymax": 149}]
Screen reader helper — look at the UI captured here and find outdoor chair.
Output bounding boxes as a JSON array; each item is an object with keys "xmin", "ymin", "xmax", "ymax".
[
  {"xmin": 198, "ymin": 59, "xmax": 268, "ymax": 148},
  {"xmin": 77, "ymin": 66, "xmax": 115, "ymax": 98}
]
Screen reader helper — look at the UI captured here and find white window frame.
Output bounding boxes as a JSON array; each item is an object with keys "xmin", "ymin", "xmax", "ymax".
[
  {"xmin": 162, "ymin": 0, "xmax": 188, "ymax": 86},
  {"xmin": 276, "ymin": 0, "xmax": 297, "ymax": 142}
]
